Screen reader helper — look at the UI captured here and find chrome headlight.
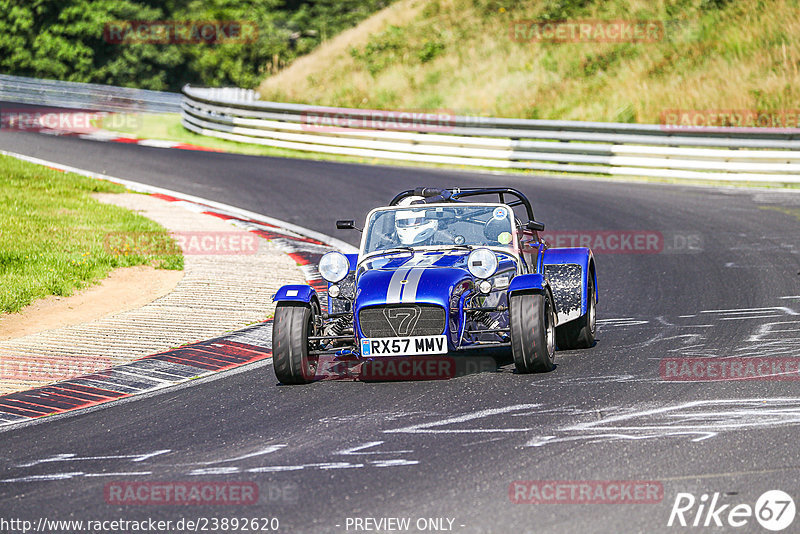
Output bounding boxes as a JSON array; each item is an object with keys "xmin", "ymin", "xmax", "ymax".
[
  {"xmin": 319, "ymin": 251, "xmax": 350, "ymax": 283},
  {"xmin": 467, "ymin": 248, "xmax": 498, "ymax": 279}
]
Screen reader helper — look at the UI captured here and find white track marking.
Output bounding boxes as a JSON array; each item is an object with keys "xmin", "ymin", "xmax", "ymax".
[
  {"xmin": 526, "ymin": 398, "xmax": 800, "ymax": 447},
  {"xmin": 384, "ymin": 404, "xmax": 539, "ymax": 434},
  {"xmin": 247, "ymin": 462, "xmax": 364, "ymax": 473},
  {"xmin": 721, "ymin": 315, "xmax": 784, "ymax": 320},
  {"xmin": 189, "ymin": 467, "xmax": 241, "ymax": 476},
  {"xmin": 208, "ymin": 445, "xmax": 287, "ymax": 464},
  {"xmin": 16, "ymin": 449, "xmax": 170, "ymax": 468},
  {"xmin": 700, "ymin": 306, "xmax": 798, "ymax": 315},
  {"xmin": 747, "ymin": 321, "xmax": 800, "ymax": 342},
  {"xmin": 371, "ymin": 459, "xmax": 419, "ymax": 467},
  {"xmin": 596, "ymin": 318, "xmax": 650, "ymax": 327},
  {"xmin": 1, "ymin": 472, "xmax": 84, "ymax": 483},
  {"xmin": 84, "ymin": 472, "xmax": 152, "ymax": 477},
  {"xmin": 335, "ymin": 441, "xmax": 412, "ymax": 455},
  {"xmin": 247, "ymin": 465, "xmax": 305, "ymax": 473}
]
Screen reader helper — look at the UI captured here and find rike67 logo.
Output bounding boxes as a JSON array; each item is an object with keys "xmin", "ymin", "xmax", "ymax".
[{"xmin": 668, "ymin": 490, "xmax": 795, "ymax": 531}]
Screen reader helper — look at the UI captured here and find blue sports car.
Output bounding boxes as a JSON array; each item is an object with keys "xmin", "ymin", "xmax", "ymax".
[{"xmin": 272, "ymin": 187, "xmax": 597, "ymax": 384}]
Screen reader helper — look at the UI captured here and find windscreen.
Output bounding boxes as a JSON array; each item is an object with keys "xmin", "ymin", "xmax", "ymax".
[{"xmin": 362, "ymin": 204, "xmax": 515, "ymax": 254}]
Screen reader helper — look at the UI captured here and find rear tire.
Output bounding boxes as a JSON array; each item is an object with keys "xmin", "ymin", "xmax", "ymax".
[
  {"xmin": 555, "ymin": 273, "xmax": 596, "ymax": 350},
  {"xmin": 272, "ymin": 301, "xmax": 320, "ymax": 384},
  {"xmin": 510, "ymin": 292, "xmax": 555, "ymax": 373}
]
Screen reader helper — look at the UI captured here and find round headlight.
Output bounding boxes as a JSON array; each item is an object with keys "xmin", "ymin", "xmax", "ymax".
[
  {"xmin": 478, "ymin": 280, "xmax": 492, "ymax": 294},
  {"xmin": 467, "ymin": 248, "xmax": 498, "ymax": 279},
  {"xmin": 319, "ymin": 251, "xmax": 350, "ymax": 283},
  {"xmin": 328, "ymin": 284, "xmax": 341, "ymax": 298}
]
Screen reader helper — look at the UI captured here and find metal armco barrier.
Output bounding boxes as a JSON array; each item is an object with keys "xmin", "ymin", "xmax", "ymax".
[
  {"xmin": 182, "ymin": 85, "xmax": 800, "ymax": 182},
  {"xmin": 0, "ymin": 74, "xmax": 182, "ymax": 113}
]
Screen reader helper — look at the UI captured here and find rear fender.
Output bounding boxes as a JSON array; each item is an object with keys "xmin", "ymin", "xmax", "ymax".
[{"xmin": 541, "ymin": 248, "xmax": 596, "ymax": 325}]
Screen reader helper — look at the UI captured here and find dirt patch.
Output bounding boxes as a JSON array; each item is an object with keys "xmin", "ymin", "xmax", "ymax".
[{"xmin": 0, "ymin": 266, "xmax": 183, "ymax": 340}]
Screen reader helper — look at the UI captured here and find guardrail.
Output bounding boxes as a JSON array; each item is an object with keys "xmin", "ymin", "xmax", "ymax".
[
  {"xmin": 0, "ymin": 74, "xmax": 182, "ymax": 113},
  {"xmin": 182, "ymin": 85, "xmax": 800, "ymax": 182}
]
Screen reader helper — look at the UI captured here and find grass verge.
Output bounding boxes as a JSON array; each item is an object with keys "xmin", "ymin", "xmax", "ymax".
[
  {"xmin": 0, "ymin": 154, "xmax": 183, "ymax": 313},
  {"xmin": 258, "ymin": 0, "xmax": 800, "ymax": 123}
]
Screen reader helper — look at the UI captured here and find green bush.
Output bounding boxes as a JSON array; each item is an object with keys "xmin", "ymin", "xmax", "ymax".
[{"xmin": 0, "ymin": 0, "xmax": 395, "ymax": 90}]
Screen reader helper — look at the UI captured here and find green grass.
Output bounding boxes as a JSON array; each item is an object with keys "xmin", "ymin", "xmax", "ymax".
[{"xmin": 0, "ymin": 155, "xmax": 183, "ymax": 313}]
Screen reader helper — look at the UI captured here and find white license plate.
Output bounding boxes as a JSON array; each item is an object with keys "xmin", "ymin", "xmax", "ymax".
[{"xmin": 361, "ymin": 335, "xmax": 447, "ymax": 356}]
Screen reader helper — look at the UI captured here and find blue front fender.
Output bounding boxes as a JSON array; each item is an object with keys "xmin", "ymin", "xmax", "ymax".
[
  {"xmin": 273, "ymin": 285, "xmax": 317, "ymax": 304},
  {"xmin": 507, "ymin": 273, "xmax": 547, "ymax": 296}
]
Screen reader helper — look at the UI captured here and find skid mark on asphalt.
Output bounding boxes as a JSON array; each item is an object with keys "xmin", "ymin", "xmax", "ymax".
[
  {"xmin": 1, "ymin": 444, "xmax": 420, "ymax": 482},
  {"xmin": 2, "ymin": 434, "xmax": 424, "ymax": 483},
  {"xmin": 335, "ymin": 441, "xmax": 413, "ymax": 455},
  {"xmin": 9, "ymin": 399, "xmax": 800, "ymax": 481},
  {"xmin": 384, "ymin": 404, "xmax": 540, "ymax": 434},
  {"xmin": 525, "ymin": 398, "xmax": 800, "ymax": 447},
  {"xmin": 16, "ymin": 450, "xmax": 170, "ymax": 468},
  {"xmin": 598, "ymin": 301, "xmax": 800, "ymax": 359},
  {"xmin": 372, "ymin": 398, "xmax": 800, "ymax": 450}
]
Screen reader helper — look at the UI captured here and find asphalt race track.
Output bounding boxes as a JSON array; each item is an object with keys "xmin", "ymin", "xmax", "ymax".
[{"xmin": 2, "ymin": 126, "xmax": 800, "ymax": 533}]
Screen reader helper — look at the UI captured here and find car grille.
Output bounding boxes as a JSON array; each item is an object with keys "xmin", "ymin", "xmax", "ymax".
[{"xmin": 359, "ymin": 304, "xmax": 446, "ymax": 338}]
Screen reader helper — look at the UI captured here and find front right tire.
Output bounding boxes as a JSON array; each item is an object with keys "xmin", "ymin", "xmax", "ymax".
[
  {"xmin": 510, "ymin": 292, "xmax": 556, "ymax": 373},
  {"xmin": 272, "ymin": 302, "xmax": 319, "ymax": 384}
]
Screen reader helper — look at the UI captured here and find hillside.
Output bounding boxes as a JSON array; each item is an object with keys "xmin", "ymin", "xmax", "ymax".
[{"xmin": 258, "ymin": 0, "xmax": 800, "ymax": 123}]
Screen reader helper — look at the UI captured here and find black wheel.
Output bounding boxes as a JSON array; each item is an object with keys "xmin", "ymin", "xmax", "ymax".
[
  {"xmin": 556, "ymin": 273, "xmax": 596, "ymax": 350},
  {"xmin": 272, "ymin": 301, "xmax": 320, "ymax": 384},
  {"xmin": 510, "ymin": 292, "xmax": 556, "ymax": 373}
]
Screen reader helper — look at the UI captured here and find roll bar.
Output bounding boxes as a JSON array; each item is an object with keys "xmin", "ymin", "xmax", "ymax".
[{"xmin": 390, "ymin": 187, "xmax": 537, "ymax": 223}]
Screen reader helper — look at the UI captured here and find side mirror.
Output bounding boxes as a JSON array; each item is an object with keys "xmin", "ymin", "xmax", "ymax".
[
  {"xmin": 336, "ymin": 220, "xmax": 356, "ymax": 230},
  {"xmin": 526, "ymin": 221, "xmax": 545, "ymax": 232}
]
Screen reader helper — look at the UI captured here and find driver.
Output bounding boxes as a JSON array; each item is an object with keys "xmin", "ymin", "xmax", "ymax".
[
  {"xmin": 395, "ymin": 206, "xmax": 438, "ymax": 245},
  {"xmin": 389, "ymin": 196, "xmax": 454, "ymax": 246}
]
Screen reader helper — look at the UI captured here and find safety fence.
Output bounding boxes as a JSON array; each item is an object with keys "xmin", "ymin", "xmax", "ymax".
[{"xmin": 182, "ymin": 85, "xmax": 800, "ymax": 182}]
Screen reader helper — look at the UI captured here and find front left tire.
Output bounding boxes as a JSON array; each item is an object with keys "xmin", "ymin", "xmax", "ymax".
[{"xmin": 510, "ymin": 291, "xmax": 556, "ymax": 373}]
